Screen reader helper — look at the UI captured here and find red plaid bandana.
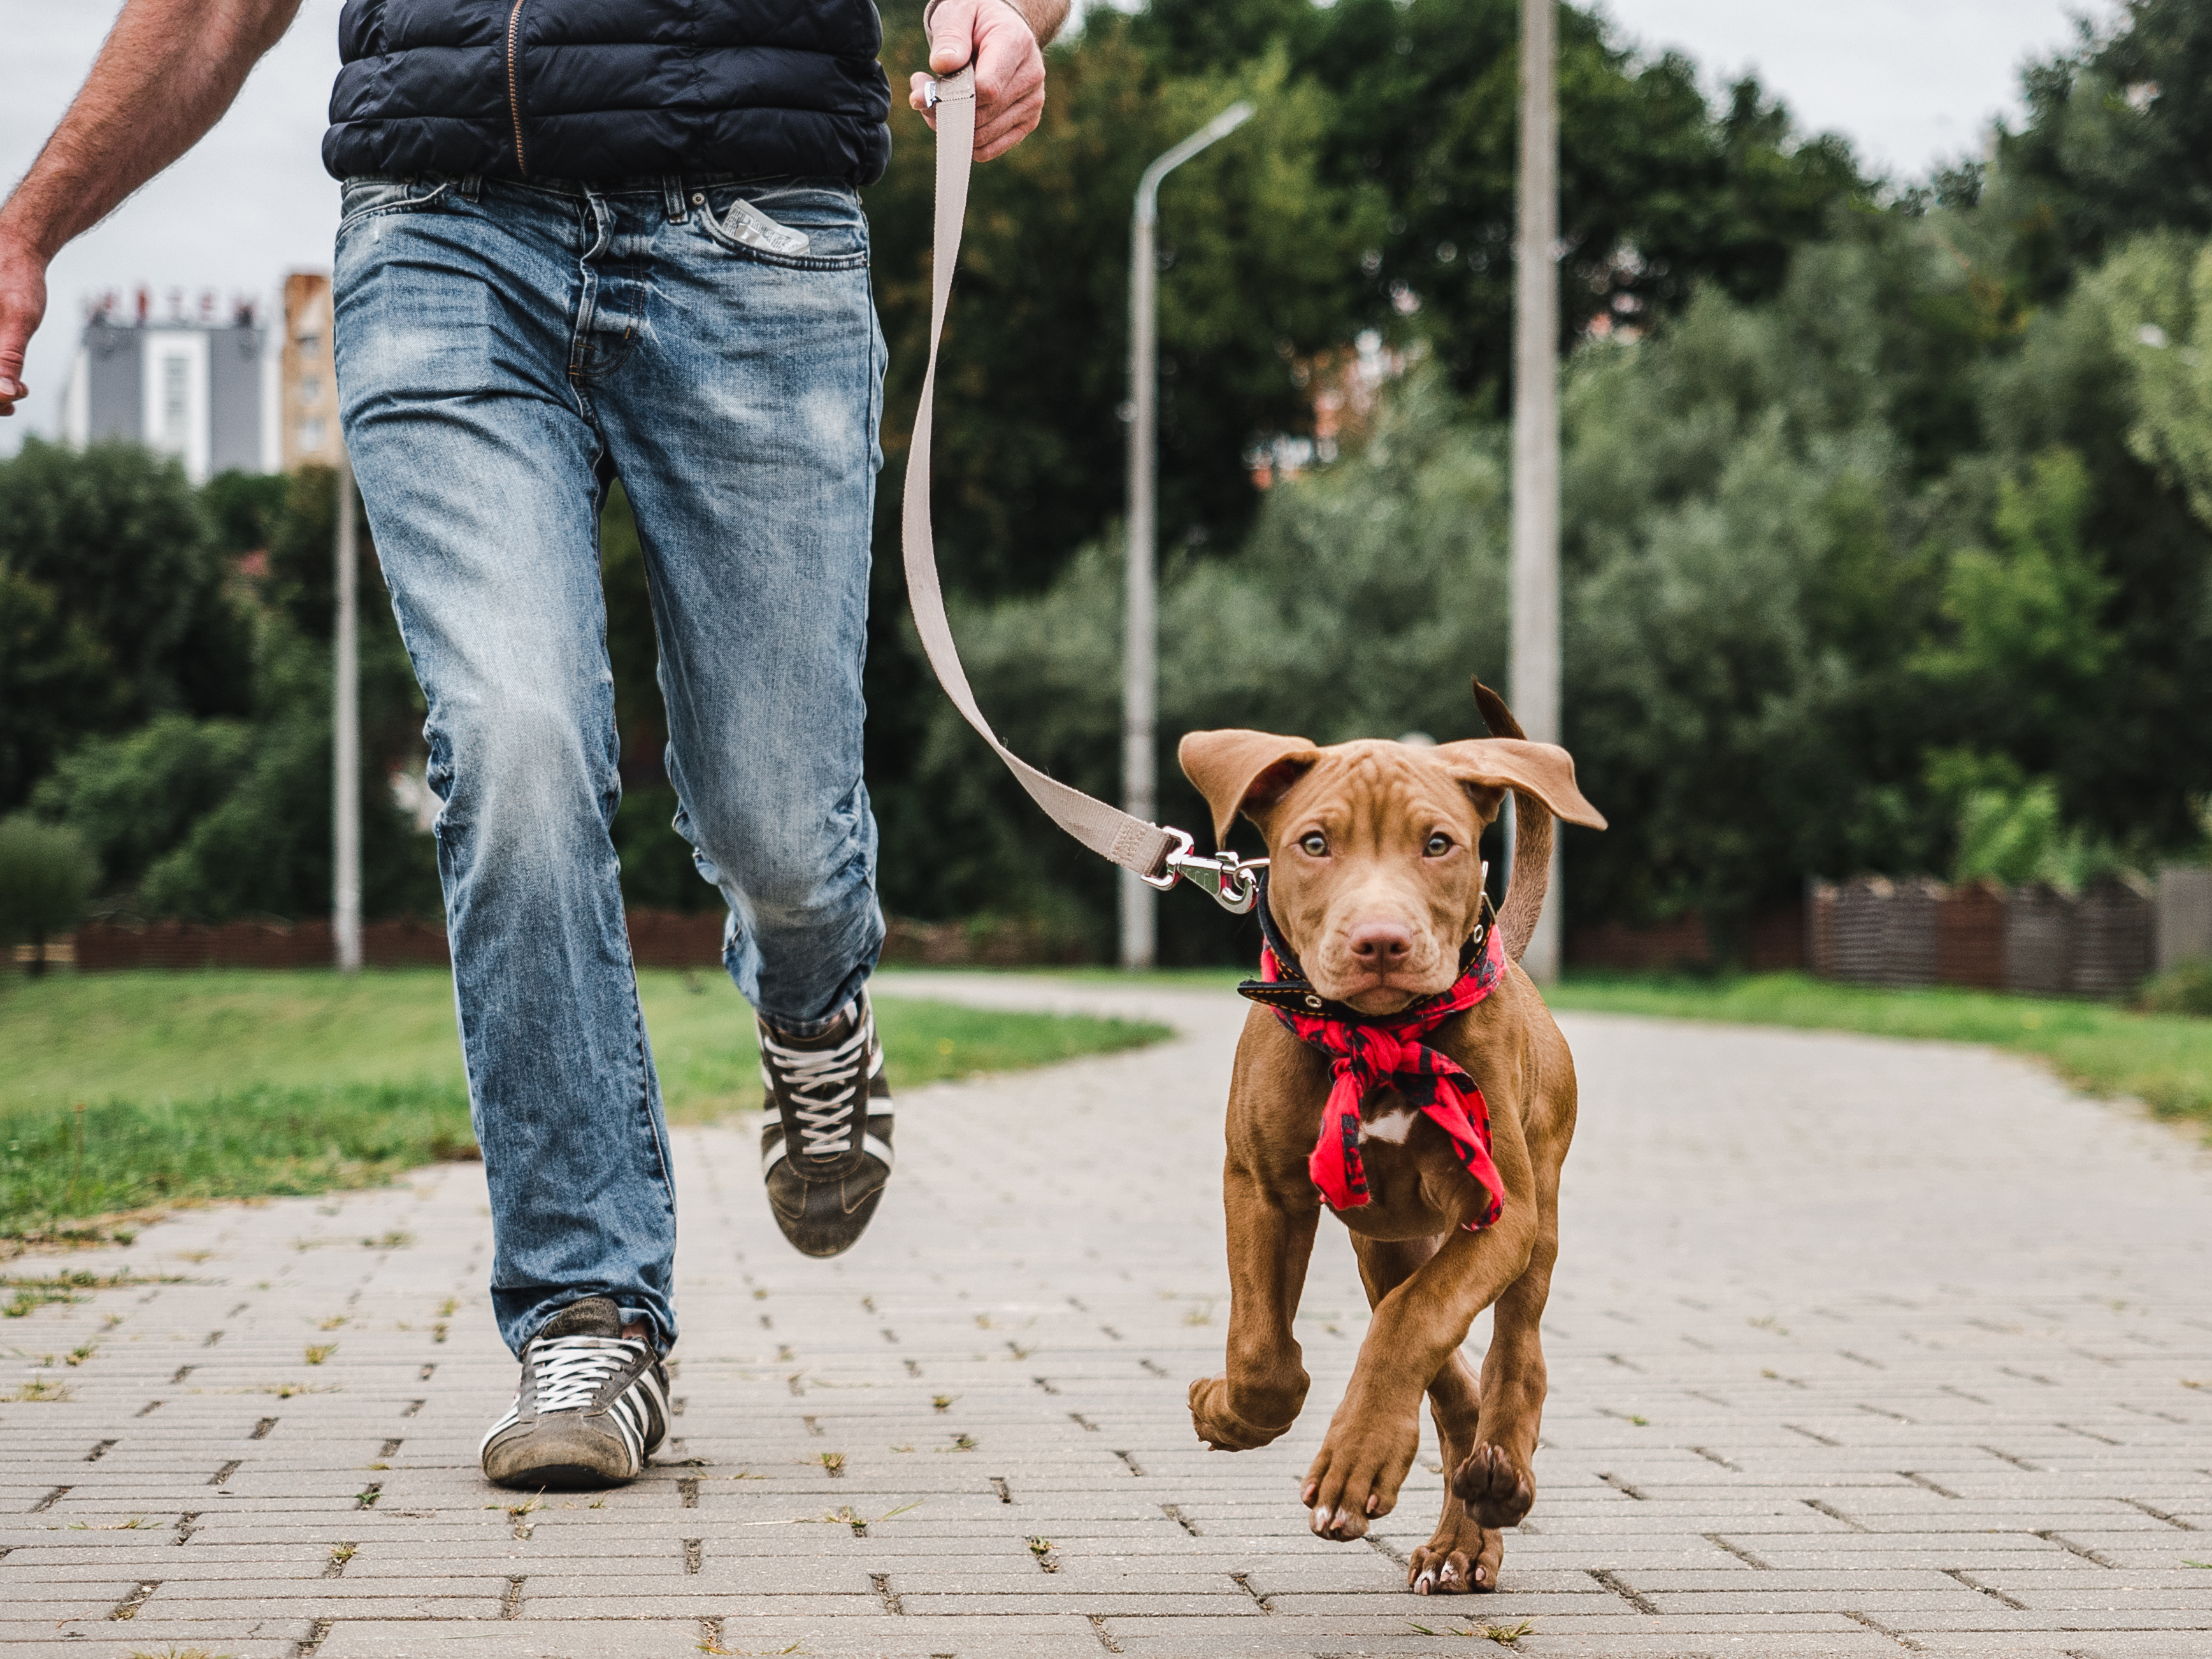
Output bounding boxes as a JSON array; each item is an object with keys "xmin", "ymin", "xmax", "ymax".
[{"xmin": 1252, "ymin": 920, "xmax": 1508, "ymax": 1232}]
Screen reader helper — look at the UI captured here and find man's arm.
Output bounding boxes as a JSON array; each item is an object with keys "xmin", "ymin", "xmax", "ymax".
[
  {"xmin": 0, "ymin": 0, "xmax": 303, "ymax": 417},
  {"xmin": 908, "ymin": 0, "xmax": 1070, "ymax": 164}
]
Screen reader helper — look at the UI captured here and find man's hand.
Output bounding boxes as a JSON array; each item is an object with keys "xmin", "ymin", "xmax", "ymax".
[
  {"xmin": 908, "ymin": 0, "xmax": 1068, "ymax": 163},
  {"xmin": 0, "ymin": 243, "xmax": 48, "ymax": 419},
  {"xmin": 0, "ymin": 0, "xmax": 300, "ymax": 418}
]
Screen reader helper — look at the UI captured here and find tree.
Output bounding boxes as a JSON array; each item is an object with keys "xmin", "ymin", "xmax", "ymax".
[
  {"xmin": 0, "ymin": 437, "xmax": 254, "ymax": 809},
  {"xmin": 0, "ymin": 565, "xmax": 122, "ymax": 810},
  {"xmin": 31, "ymin": 714, "xmax": 254, "ymax": 891},
  {"xmin": 0, "ymin": 814, "xmax": 96, "ymax": 975},
  {"xmin": 1128, "ymin": 0, "xmax": 1871, "ymax": 398},
  {"xmin": 1974, "ymin": 0, "xmax": 2212, "ymax": 304},
  {"xmin": 868, "ymin": 16, "xmax": 1379, "ymax": 598}
]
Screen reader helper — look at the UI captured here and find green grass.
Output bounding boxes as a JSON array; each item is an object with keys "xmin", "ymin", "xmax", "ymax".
[
  {"xmin": 1548, "ymin": 970, "xmax": 2212, "ymax": 1131},
  {"xmin": 0, "ymin": 968, "xmax": 1167, "ymax": 1238}
]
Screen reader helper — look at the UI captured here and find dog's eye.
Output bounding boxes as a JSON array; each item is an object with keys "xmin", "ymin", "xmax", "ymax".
[
  {"xmin": 1425, "ymin": 832, "xmax": 1453, "ymax": 857},
  {"xmin": 1298, "ymin": 832, "xmax": 1328, "ymax": 858}
]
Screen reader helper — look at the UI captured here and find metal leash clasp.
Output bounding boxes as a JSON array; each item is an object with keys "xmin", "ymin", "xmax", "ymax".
[
  {"xmin": 1142, "ymin": 828, "xmax": 1268, "ymax": 915},
  {"xmin": 924, "ymin": 67, "xmax": 976, "ymax": 108}
]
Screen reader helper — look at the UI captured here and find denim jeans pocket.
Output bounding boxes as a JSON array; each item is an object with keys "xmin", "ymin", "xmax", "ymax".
[
  {"xmin": 338, "ymin": 176, "xmax": 454, "ymax": 233},
  {"xmin": 695, "ymin": 182, "xmax": 869, "ymax": 271}
]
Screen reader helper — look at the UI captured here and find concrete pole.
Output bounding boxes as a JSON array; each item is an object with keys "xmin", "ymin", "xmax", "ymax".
[
  {"xmin": 333, "ymin": 449, "xmax": 362, "ymax": 974},
  {"xmin": 1510, "ymin": 0, "xmax": 1563, "ymax": 982},
  {"xmin": 1120, "ymin": 100, "xmax": 1254, "ymax": 971}
]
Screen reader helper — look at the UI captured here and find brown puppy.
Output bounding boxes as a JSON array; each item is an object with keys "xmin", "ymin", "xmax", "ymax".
[{"xmin": 1177, "ymin": 680, "xmax": 1604, "ymax": 1595}]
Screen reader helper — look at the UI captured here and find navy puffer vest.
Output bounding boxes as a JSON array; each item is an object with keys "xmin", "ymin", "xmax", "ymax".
[{"xmin": 322, "ymin": 0, "xmax": 893, "ymax": 185}]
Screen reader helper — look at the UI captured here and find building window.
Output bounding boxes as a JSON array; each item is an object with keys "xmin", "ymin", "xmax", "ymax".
[
  {"xmin": 161, "ymin": 355, "xmax": 190, "ymax": 448},
  {"xmin": 297, "ymin": 333, "xmax": 321, "ymax": 357},
  {"xmin": 298, "ymin": 375, "xmax": 322, "ymax": 403},
  {"xmin": 301, "ymin": 419, "xmax": 326, "ymax": 452}
]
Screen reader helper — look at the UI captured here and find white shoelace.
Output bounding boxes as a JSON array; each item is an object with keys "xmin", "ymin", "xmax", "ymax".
[
  {"xmin": 761, "ymin": 1005, "xmax": 873, "ymax": 1158},
  {"xmin": 527, "ymin": 1335, "xmax": 644, "ymax": 1416}
]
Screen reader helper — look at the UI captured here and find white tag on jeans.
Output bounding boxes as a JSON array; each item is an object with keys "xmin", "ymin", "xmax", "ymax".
[{"xmin": 719, "ymin": 197, "xmax": 812, "ymax": 257}]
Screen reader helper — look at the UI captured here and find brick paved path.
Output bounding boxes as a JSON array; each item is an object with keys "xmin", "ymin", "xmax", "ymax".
[{"xmin": 4, "ymin": 975, "xmax": 2209, "ymax": 1658}]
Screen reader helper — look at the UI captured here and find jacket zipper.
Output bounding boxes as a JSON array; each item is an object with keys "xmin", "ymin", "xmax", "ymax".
[{"xmin": 505, "ymin": 0, "xmax": 530, "ymax": 174}]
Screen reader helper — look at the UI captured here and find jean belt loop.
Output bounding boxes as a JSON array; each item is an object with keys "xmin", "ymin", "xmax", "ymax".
[
  {"xmin": 662, "ymin": 176, "xmax": 688, "ymax": 223},
  {"xmin": 459, "ymin": 175, "xmax": 483, "ymax": 204}
]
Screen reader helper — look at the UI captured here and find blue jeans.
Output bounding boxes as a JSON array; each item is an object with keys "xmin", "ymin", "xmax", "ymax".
[{"xmin": 333, "ymin": 171, "xmax": 889, "ymax": 1356}]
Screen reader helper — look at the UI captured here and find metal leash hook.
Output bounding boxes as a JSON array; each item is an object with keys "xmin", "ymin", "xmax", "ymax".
[
  {"xmin": 1142, "ymin": 828, "xmax": 1268, "ymax": 915},
  {"xmin": 923, "ymin": 67, "xmax": 974, "ymax": 110}
]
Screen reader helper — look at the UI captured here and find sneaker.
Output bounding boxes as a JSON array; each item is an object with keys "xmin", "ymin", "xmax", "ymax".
[
  {"xmin": 479, "ymin": 1296, "xmax": 669, "ymax": 1490},
  {"xmin": 758, "ymin": 988, "xmax": 894, "ymax": 1258}
]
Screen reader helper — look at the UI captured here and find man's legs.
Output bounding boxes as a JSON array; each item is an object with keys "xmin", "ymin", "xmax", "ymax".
[
  {"xmin": 585, "ymin": 178, "xmax": 886, "ymax": 1026},
  {"xmin": 333, "ymin": 176, "xmax": 679, "ymax": 1361}
]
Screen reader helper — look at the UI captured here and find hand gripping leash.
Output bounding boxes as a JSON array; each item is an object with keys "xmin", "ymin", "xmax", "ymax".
[{"xmin": 904, "ymin": 65, "xmax": 1263, "ymax": 914}]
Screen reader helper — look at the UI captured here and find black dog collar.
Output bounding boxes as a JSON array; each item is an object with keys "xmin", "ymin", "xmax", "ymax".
[{"xmin": 1235, "ymin": 869, "xmax": 1494, "ymax": 1027}]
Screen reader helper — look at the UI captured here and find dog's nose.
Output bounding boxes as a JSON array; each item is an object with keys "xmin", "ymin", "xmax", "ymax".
[{"xmin": 1346, "ymin": 921, "xmax": 1414, "ymax": 966}]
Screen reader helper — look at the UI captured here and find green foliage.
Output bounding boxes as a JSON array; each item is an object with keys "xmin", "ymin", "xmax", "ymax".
[
  {"xmin": 1952, "ymin": 780, "xmax": 2115, "ymax": 890},
  {"xmin": 13, "ymin": 455, "xmax": 437, "ymax": 923},
  {"xmin": 1974, "ymin": 0, "xmax": 2212, "ymax": 303},
  {"xmin": 870, "ymin": 17, "xmax": 1378, "ymax": 596},
  {"xmin": 887, "ymin": 367, "xmax": 1512, "ymax": 952},
  {"xmin": 2079, "ymin": 233, "xmax": 2212, "ymax": 524},
  {"xmin": 1914, "ymin": 449, "xmax": 2118, "ymax": 747},
  {"xmin": 1558, "ymin": 238, "xmax": 1928, "ymax": 926},
  {"xmin": 131, "ymin": 627, "xmax": 434, "ymax": 923},
  {"xmin": 907, "ymin": 178, "xmax": 2204, "ymax": 944},
  {"xmin": 0, "ymin": 438, "xmax": 253, "ymax": 808},
  {"xmin": 1128, "ymin": 0, "xmax": 1870, "ymax": 394},
  {"xmin": 0, "ymin": 563, "xmax": 123, "ymax": 810},
  {"xmin": 31, "ymin": 715, "xmax": 254, "ymax": 890},
  {"xmin": 2140, "ymin": 956, "xmax": 2212, "ymax": 1017},
  {"xmin": 201, "ymin": 468, "xmax": 291, "ymax": 557},
  {"xmin": 0, "ymin": 815, "xmax": 97, "ymax": 966}
]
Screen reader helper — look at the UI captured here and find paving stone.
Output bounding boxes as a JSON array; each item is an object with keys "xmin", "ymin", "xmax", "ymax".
[{"xmin": 2, "ymin": 975, "xmax": 2208, "ymax": 1658}]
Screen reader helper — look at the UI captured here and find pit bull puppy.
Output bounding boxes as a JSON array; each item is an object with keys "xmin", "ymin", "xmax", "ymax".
[{"xmin": 1177, "ymin": 679, "xmax": 1604, "ymax": 1595}]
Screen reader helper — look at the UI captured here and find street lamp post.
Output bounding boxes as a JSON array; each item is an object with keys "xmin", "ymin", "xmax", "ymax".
[
  {"xmin": 333, "ymin": 449, "xmax": 361, "ymax": 974},
  {"xmin": 1121, "ymin": 99, "xmax": 1255, "ymax": 972},
  {"xmin": 1510, "ymin": 0, "xmax": 1563, "ymax": 982}
]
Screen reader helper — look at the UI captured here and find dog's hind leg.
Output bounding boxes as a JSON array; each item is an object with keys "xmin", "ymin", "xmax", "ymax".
[
  {"xmin": 1351, "ymin": 1237, "xmax": 1504, "ymax": 1595},
  {"xmin": 1189, "ymin": 1163, "xmax": 1320, "ymax": 1451}
]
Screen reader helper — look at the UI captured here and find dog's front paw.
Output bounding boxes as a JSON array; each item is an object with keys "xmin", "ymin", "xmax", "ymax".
[
  {"xmin": 1407, "ymin": 1512, "xmax": 1504, "ymax": 1595},
  {"xmin": 1188, "ymin": 1374, "xmax": 1295, "ymax": 1451},
  {"xmin": 1299, "ymin": 1409, "xmax": 1419, "ymax": 1539},
  {"xmin": 1450, "ymin": 1441, "xmax": 1535, "ymax": 1529}
]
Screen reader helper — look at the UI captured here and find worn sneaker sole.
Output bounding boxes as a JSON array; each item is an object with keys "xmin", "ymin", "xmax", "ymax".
[
  {"xmin": 482, "ymin": 1415, "xmax": 643, "ymax": 1490},
  {"xmin": 767, "ymin": 1167, "xmax": 889, "ymax": 1258}
]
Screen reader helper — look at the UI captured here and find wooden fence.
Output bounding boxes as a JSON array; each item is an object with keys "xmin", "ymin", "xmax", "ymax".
[{"xmin": 1806, "ymin": 872, "xmax": 2167, "ymax": 998}]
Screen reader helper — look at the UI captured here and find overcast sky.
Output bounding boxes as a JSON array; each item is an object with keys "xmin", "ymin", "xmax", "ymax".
[{"xmin": 1, "ymin": 0, "xmax": 2098, "ymax": 457}]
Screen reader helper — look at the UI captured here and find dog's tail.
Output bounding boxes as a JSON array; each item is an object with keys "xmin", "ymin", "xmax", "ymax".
[{"xmin": 1471, "ymin": 679, "xmax": 1552, "ymax": 965}]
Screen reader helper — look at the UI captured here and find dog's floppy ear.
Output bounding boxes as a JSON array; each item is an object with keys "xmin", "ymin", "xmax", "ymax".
[
  {"xmin": 1432, "ymin": 737, "xmax": 1608, "ymax": 830},
  {"xmin": 1178, "ymin": 729, "xmax": 1321, "ymax": 849}
]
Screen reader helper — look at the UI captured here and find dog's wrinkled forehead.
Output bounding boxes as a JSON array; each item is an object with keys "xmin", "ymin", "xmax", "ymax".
[{"xmin": 1269, "ymin": 742, "xmax": 1489, "ymax": 843}]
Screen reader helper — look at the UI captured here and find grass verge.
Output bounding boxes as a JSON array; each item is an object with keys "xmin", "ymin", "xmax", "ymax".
[
  {"xmin": 1549, "ymin": 971, "xmax": 2212, "ymax": 1131},
  {"xmin": 0, "ymin": 968, "xmax": 1168, "ymax": 1238}
]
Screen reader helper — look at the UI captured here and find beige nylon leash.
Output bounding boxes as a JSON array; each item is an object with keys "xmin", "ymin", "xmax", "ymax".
[{"xmin": 903, "ymin": 66, "xmax": 1262, "ymax": 912}]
